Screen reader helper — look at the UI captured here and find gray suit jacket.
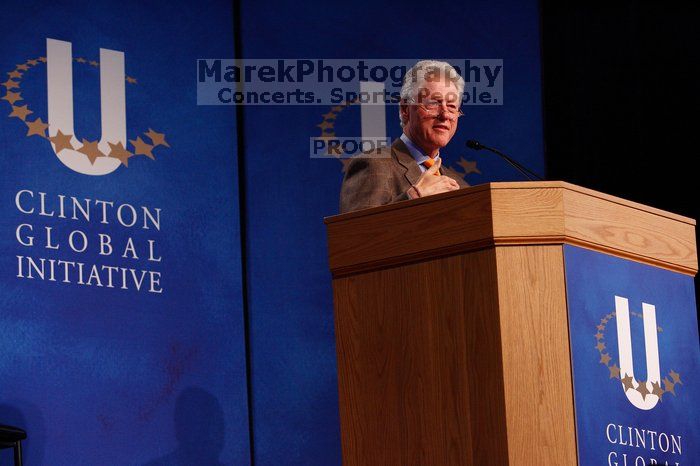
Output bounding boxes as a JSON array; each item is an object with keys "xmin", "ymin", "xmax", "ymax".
[{"xmin": 339, "ymin": 139, "xmax": 466, "ymax": 213}]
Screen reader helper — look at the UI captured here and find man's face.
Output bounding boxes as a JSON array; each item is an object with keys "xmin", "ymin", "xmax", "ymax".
[{"xmin": 401, "ymin": 78, "xmax": 461, "ymax": 157}]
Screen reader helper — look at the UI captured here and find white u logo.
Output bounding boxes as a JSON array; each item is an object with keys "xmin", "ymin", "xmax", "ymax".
[
  {"xmin": 46, "ymin": 38, "xmax": 125, "ymax": 176},
  {"xmin": 614, "ymin": 296, "xmax": 661, "ymax": 410}
]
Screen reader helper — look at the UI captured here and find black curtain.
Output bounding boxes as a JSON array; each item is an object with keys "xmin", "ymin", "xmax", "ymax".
[{"xmin": 541, "ymin": 2, "xmax": 700, "ymax": 304}]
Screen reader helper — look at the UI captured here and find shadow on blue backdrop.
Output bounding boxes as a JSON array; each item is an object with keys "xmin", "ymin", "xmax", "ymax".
[{"xmin": 143, "ymin": 387, "xmax": 226, "ymax": 466}]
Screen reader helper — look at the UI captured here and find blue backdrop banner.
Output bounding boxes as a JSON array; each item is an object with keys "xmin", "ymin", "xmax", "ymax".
[
  {"xmin": 238, "ymin": 1, "xmax": 544, "ymax": 464},
  {"xmin": 564, "ymin": 245, "xmax": 700, "ymax": 465},
  {"xmin": 0, "ymin": 1, "xmax": 250, "ymax": 464}
]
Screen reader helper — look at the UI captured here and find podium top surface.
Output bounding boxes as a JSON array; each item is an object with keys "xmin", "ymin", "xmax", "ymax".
[{"xmin": 325, "ymin": 181, "xmax": 697, "ymax": 276}]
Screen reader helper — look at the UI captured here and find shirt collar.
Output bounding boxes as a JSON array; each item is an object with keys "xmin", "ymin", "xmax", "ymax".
[{"xmin": 400, "ymin": 133, "xmax": 439, "ymax": 166}]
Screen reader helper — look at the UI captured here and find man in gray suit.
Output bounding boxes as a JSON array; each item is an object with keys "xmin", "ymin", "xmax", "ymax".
[{"xmin": 339, "ymin": 60, "xmax": 468, "ymax": 213}]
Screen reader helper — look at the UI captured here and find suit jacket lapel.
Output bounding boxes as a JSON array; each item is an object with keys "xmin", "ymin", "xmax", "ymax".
[
  {"xmin": 393, "ymin": 138, "xmax": 446, "ymax": 185},
  {"xmin": 393, "ymin": 138, "xmax": 423, "ymax": 186}
]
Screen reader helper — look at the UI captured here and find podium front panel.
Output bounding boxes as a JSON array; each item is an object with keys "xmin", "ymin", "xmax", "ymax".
[{"xmin": 564, "ymin": 245, "xmax": 700, "ymax": 465}]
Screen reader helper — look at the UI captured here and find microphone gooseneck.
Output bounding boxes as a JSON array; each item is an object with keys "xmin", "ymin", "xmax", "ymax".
[{"xmin": 465, "ymin": 139, "xmax": 544, "ymax": 181}]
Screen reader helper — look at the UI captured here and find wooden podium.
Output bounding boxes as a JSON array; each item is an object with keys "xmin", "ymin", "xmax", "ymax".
[{"xmin": 324, "ymin": 181, "xmax": 697, "ymax": 465}]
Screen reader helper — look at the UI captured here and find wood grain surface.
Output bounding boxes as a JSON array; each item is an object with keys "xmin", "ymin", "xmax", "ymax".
[
  {"xmin": 325, "ymin": 181, "xmax": 697, "ymax": 276},
  {"xmin": 333, "ymin": 249, "xmax": 509, "ymax": 465},
  {"xmin": 495, "ymin": 245, "xmax": 577, "ymax": 464},
  {"xmin": 332, "ymin": 245, "xmax": 578, "ymax": 464}
]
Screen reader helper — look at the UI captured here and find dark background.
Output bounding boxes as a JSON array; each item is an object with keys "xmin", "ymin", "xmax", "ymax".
[
  {"xmin": 541, "ymin": 3, "xmax": 697, "ymax": 234},
  {"xmin": 540, "ymin": 2, "xmax": 699, "ymax": 303}
]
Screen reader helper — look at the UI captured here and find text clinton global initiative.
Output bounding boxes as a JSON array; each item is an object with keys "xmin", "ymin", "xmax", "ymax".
[{"xmin": 13, "ymin": 189, "xmax": 164, "ymax": 294}]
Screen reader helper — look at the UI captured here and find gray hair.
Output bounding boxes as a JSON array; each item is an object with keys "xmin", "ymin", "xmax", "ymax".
[{"xmin": 398, "ymin": 60, "xmax": 465, "ymax": 127}]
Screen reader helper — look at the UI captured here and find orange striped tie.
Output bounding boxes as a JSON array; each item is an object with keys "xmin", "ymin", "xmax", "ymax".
[{"xmin": 422, "ymin": 158, "xmax": 440, "ymax": 176}]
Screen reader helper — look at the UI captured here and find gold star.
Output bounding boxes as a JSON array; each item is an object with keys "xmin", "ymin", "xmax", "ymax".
[
  {"xmin": 144, "ymin": 128, "xmax": 169, "ymax": 147},
  {"xmin": 595, "ymin": 342, "xmax": 606, "ymax": 351},
  {"xmin": 599, "ymin": 353, "xmax": 611, "ymax": 365},
  {"xmin": 331, "ymin": 105, "xmax": 343, "ymax": 112},
  {"xmin": 601, "ymin": 318, "xmax": 609, "ymax": 324},
  {"xmin": 662, "ymin": 377, "xmax": 676, "ymax": 396},
  {"xmin": 89, "ymin": 60, "xmax": 99, "ymax": 67},
  {"xmin": 657, "ymin": 326, "xmax": 663, "ymax": 332},
  {"xmin": 16, "ymin": 64, "xmax": 29, "ymax": 71},
  {"xmin": 322, "ymin": 111, "xmax": 337, "ymax": 120},
  {"xmin": 1, "ymin": 79, "xmax": 19, "ymax": 90},
  {"xmin": 457, "ymin": 158, "xmax": 481, "ymax": 175},
  {"xmin": 25, "ymin": 117, "xmax": 49, "ymax": 138},
  {"xmin": 636, "ymin": 381, "xmax": 650, "ymax": 400},
  {"xmin": 126, "ymin": 76, "xmax": 137, "ymax": 84},
  {"xmin": 2, "ymin": 90, "xmax": 22, "ymax": 105},
  {"xmin": 130, "ymin": 136, "xmax": 155, "ymax": 159},
  {"xmin": 9, "ymin": 104, "xmax": 32, "ymax": 121},
  {"xmin": 49, "ymin": 130, "xmax": 74, "ymax": 153},
  {"xmin": 7, "ymin": 70, "xmax": 22, "ymax": 79},
  {"xmin": 37, "ymin": 57, "xmax": 46, "ymax": 63},
  {"xmin": 76, "ymin": 57, "xmax": 87, "ymax": 63},
  {"xmin": 107, "ymin": 141, "xmax": 133, "ymax": 167},
  {"xmin": 317, "ymin": 120, "xmax": 334, "ymax": 131},
  {"xmin": 77, "ymin": 139, "xmax": 104, "ymax": 164},
  {"xmin": 621, "ymin": 373, "xmax": 635, "ymax": 391},
  {"xmin": 596, "ymin": 324, "xmax": 605, "ymax": 331},
  {"xmin": 669, "ymin": 370, "xmax": 682, "ymax": 385},
  {"xmin": 608, "ymin": 364, "xmax": 620, "ymax": 379},
  {"xmin": 651, "ymin": 381, "xmax": 664, "ymax": 400},
  {"xmin": 27, "ymin": 59, "xmax": 38, "ymax": 66},
  {"xmin": 594, "ymin": 332, "xmax": 604, "ymax": 340}
]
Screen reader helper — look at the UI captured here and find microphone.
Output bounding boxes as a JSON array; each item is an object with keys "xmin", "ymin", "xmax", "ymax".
[{"xmin": 466, "ymin": 139, "xmax": 544, "ymax": 181}]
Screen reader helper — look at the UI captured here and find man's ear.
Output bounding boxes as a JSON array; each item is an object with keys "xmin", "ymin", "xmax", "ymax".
[{"xmin": 399, "ymin": 101, "xmax": 410, "ymax": 125}]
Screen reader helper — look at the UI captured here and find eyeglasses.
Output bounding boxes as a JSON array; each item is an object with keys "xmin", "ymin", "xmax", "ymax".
[{"xmin": 408, "ymin": 98, "xmax": 464, "ymax": 119}]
